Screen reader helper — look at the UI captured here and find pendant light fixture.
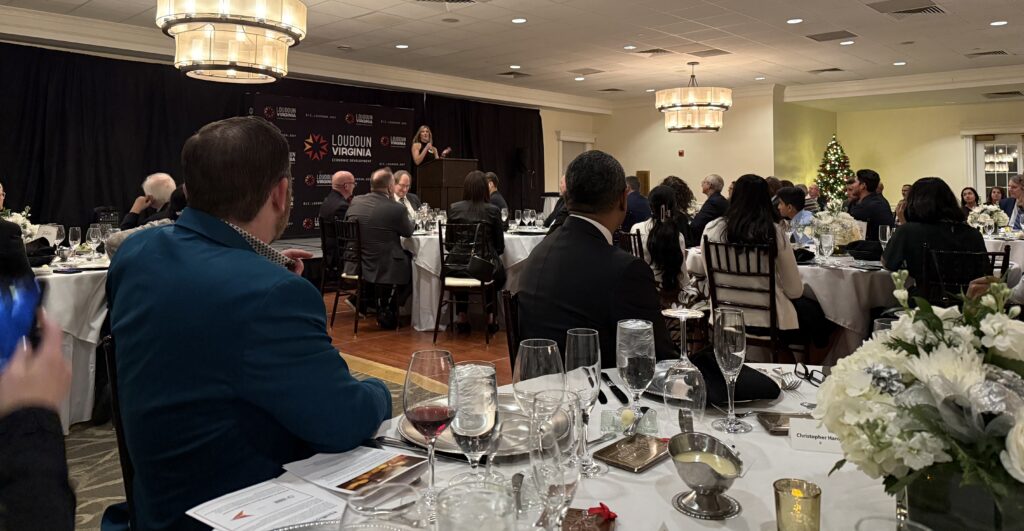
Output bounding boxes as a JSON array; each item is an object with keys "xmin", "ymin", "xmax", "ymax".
[{"xmin": 655, "ymin": 62, "xmax": 732, "ymax": 132}]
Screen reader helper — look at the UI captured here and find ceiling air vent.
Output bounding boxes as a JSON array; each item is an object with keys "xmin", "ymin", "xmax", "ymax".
[
  {"xmin": 598, "ymin": 88, "xmax": 624, "ymax": 92},
  {"xmin": 967, "ymin": 50, "xmax": 1010, "ymax": 58},
  {"xmin": 982, "ymin": 91, "xmax": 1024, "ymax": 99},
  {"xmin": 688, "ymin": 48, "xmax": 731, "ymax": 58},
  {"xmin": 806, "ymin": 30, "xmax": 858, "ymax": 42},
  {"xmin": 570, "ymin": 67, "xmax": 605, "ymax": 75},
  {"xmin": 634, "ymin": 48, "xmax": 672, "ymax": 58},
  {"xmin": 497, "ymin": 71, "xmax": 530, "ymax": 79},
  {"xmin": 808, "ymin": 68, "xmax": 844, "ymax": 74},
  {"xmin": 868, "ymin": 0, "xmax": 945, "ymax": 19}
]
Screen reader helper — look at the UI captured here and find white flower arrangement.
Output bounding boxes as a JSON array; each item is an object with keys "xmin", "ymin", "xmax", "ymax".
[
  {"xmin": 802, "ymin": 207, "xmax": 862, "ymax": 246},
  {"xmin": 0, "ymin": 206, "xmax": 38, "ymax": 241},
  {"xmin": 816, "ymin": 270, "xmax": 1024, "ymax": 509},
  {"xmin": 968, "ymin": 204, "xmax": 1010, "ymax": 230}
]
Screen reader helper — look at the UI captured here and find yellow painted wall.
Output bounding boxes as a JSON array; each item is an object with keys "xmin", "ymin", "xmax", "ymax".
[
  {"xmin": 773, "ymin": 87, "xmax": 837, "ymax": 185},
  {"xmin": 837, "ymin": 101, "xmax": 1024, "ymax": 204},
  {"xmin": 539, "ymin": 109, "xmax": 597, "ymax": 192}
]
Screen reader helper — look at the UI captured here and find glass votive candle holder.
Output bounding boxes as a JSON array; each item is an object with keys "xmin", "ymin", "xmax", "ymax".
[{"xmin": 774, "ymin": 478, "xmax": 821, "ymax": 531}]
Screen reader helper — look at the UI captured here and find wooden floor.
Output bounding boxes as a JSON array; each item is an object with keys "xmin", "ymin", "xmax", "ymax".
[{"xmin": 325, "ymin": 295, "xmax": 514, "ymax": 386}]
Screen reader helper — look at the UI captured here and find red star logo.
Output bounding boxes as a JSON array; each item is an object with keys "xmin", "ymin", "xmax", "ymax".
[{"xmin": 304, "ymin": 133, "xmax": 329, "ymax": 161}]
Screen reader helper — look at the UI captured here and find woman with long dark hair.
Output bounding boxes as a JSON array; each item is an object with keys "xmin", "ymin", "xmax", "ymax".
[
  {"xmin": 700, "ymin": 174, "xmax": 833, "ymax": 349},
  {"xmin": 630, "ymin": 185, "xmax": 688, "ymax": 297},
  {"xmin": 661, "ymin": 176, "xmax": 696, "ymax": 245},
  {"xmin": 961, "ymin": 186, "xmax": 980, "ymax": 216},
  {"xmin": 988, "ymin": 186, "xmax": 1005, "ymax": 206}
]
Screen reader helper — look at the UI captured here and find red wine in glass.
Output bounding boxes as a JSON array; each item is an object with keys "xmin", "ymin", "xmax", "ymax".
[{"xmin": 406, "ymin": 404, "xmax": 454, "ymax": 439}]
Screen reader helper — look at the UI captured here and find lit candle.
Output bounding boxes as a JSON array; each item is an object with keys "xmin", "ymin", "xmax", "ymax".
[{"xmin": 774, "ymin": 479, "xmax": 821, "ymax": 531}]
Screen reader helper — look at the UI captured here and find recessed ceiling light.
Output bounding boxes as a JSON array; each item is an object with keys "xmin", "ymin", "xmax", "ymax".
[
  {"xmin": 990, "ymin": 20, "xmax": 1008, "ymax": 26},
  {"xmin": 786, "ymin": 18, "xmax": 803, "ymax": 24},
  {"xmin": 574, "ymin": 76, "xmax": 585, "ymax": 81},
  {"xmin": 623, "ymin": 45, "xmax": 637, "ymax": 50},
  {"xmin": 754, "ymin": 76, "xmax": 766, "ymax": 80},
  {"xmin": 510, "ymin": 65, "xmax": 521, "ymax": 69},
  {"xmin": 512, "ymin": 17, "xmax": 527, "ymax": 24},
  {"xmin": 645, "ymin": 88, "xmax": 655, "ymax": 92},
  {"xmin": 395, "ymin": 44, "xmax": 409, "ymax": 49},
  {"xmin": 840, "ymin": 40, "xmax": 855, "ymax": 46},
  {"xmin": 893, "ymin": 61, "xmax": 907, "ymax": 66}
]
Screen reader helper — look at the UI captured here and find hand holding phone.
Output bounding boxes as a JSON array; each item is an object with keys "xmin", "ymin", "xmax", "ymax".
[
  {"xmin": 0, "ymin": 278, "xmax": 43, "ymax": 373},
  {"xmin": 0, "ymin": 315, "xmax": 70, "ymax": 418}
]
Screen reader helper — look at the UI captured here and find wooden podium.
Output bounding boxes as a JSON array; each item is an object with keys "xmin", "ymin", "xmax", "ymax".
[{"xmin": 416, "ymin": 158, "xmax": 478, "ymax": 210}]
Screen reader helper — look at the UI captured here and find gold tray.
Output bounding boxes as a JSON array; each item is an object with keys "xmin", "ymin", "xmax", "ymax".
[{"xmin": 592, "ymin": 434, "xmax": 669, "ymax": 473}]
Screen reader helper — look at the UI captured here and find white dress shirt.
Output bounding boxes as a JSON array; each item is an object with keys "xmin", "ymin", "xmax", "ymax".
[
  {"xmin": 570, "ymin": 214, "xmax": 613, "ymax": 245},
  {"xmin": 396, "ymin": 195, "xmax": 417, "ymax": 218}
]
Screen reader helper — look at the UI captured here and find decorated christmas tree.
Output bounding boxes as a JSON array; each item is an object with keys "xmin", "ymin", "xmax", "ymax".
[{"xmin": 816, "ymin": 135, "xmax": 854, "ymax": 206}]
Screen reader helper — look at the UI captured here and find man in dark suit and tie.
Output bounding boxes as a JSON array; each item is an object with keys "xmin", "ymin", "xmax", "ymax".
[
  {"xmin": 345, "ymin": 168, "xmax": 415, "ymax": 329},
  {"xmin": 107, "ymin": 117, "xmax": 392, "ymax": 531},
  {"xmin": 621, "ymin": 175, "xmax": 651, "ymax": 231},
  {"xmin": 0, "ymin": 182, "xmax": 31, "ymax": 278},
  {"xmin": 518, "ymin": 150, "xmax": 675, "ymax": 368},
  {"xmin": 690, "ymin": 173, "xmax": 729, "ymax": 240},
  {"xmin": 485, "ymin": 172, "xmax": 509, "ymax": 213},
  {"xmin": 394, "ymin": 170, "xmax": 421, "ymax": 218}
]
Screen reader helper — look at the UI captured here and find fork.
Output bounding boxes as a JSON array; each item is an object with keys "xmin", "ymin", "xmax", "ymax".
[{"xmin": 772, "ymin": 368, "xmax": 803, "ymax": 391}]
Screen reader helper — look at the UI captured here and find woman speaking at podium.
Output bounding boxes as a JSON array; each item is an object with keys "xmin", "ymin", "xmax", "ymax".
[{"xmin": 411, "ymin": 125, "xmax": 451, "ymax": 166}]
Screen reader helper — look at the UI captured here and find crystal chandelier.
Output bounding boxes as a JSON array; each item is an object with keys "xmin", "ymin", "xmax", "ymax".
[
  {"xmin": 155, "ymin": 0, "xmax": 308, "ymax": 84},
  {"xmin": 655, "ymin": 62, "xmax": 732, "ymax": 132}
]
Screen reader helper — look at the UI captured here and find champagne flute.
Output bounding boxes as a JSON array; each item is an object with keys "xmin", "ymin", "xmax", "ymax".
[
  {"xmin": 403, "ymin": 350, "xmax": 455, "ymax": 518},
  {"xmin": 878, "ymin": 225, "xmax": 892, "ymax": 251},
  {"xmin": 68, "ymin": 226, "xmax": 81, "ymax": 255},
  {"xmin": 711, "ymin": 309, "xmax": 752, "ymax": 434},
  {"xmin": 530, "ymin": 391, "xmax": 581, "ymax": 531},
  {"xmin": 448, "ymin": 361, "xmax": 499, "ymax": 486},
  {"xmin": 615, "ymin": 319, "xmax": 656, "ymax": 419},
  {"xmin": 564, "ymin": 328, "xmax": 607, "ymax": 478},
  {"xmin": 513, "ymin": 210, "xmax": 522, "ymax": 229},
  {"xmin": 511, "ymin": 339, "xmax": 565, "ymax": 418},
  {"xmin": 500, "ymin": 208, "xmax": 509, "ymax": 224}
]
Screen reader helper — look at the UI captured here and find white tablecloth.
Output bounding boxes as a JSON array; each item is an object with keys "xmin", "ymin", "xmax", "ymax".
[
  {"xmin": 37, "ymin": 268, "xmax": 109, "ymax": 433},
  {"xmin": 402, "ymin": 233, "xmax": 546, "ymax": 331},
  {"xmin": 371, "ymin": 364, "xmax": 892, "ymax": 530},
  {"xmin": 985, "ymin": 238, "xmax": 1024, "ymax": 269}
]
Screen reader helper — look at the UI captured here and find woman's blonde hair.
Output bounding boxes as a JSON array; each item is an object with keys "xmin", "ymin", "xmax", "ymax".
[{"xmin": 413, "ymin": 125, "xmax": 432, "ymax": 144}]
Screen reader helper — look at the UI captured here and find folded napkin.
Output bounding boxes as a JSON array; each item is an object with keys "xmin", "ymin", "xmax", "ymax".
[
  {"xmin": 690, "ymin": 345, "xmax": 781, "ymax": 406},
  {"xmin": 793, "ymin": 248, "xmax": 816, "ymax": 264},
  {"xmin": 845, "ymin": 240, "xmax": 883, "ymax": 261},
  {"xmin": 24, "ymin": 238, "xmax": 55, "ymax": 257}
]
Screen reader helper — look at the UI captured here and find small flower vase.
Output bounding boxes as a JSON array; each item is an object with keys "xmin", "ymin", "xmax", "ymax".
[{"xmin": 905, "ymin": 467, "xmax": 1024, "ymax": 530}]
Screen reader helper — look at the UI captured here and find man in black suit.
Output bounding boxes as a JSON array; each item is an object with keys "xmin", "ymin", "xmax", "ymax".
[
  {"xmin": 0, "ymin": 182, "xmax": 31, "ymax": 278},
  {"xmin": 545, "ymin": 174, "xmax": 570, "ymax": 231},
  {"xmin": 848, "ymin": 169, "xmax": 895, "ymax": 241},
  {"xmin": 621, "ymin": 175, "xmax": 651, "ymax": 231},
  {"xmin": 345, "ymin": 169, "xmax": 415, "ymax": 329},
  {"xmin": 319, "ymin": 171, "xmax": 356, "ymax": 223},
  {"xmin": 689, "ymin": 173, "xmax": 728, "ymax": 240},
  {"xmin": 485, "ymin": 172, "xmax": 509, "ymax": 213},
  {"xmin": 120, "ymin": 173, "xmax": 176, "ymax": 230},
  {"xmin": 393, "ymin": 170, "xmax": 421, "ymax": 218},
  {"xmin": 518, "ymin": 150, "xmax": 675, "ymax": 368}
]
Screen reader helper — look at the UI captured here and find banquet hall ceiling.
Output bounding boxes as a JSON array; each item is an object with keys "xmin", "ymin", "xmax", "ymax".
[{"xmin": 4, "ymin": 0, "xmax": 1024, "ymax": 100}]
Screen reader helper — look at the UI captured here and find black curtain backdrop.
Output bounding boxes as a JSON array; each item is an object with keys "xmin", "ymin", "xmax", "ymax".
[{"xmin": 0, "ymin": 42, "xmax": 543, "ymax": 230}]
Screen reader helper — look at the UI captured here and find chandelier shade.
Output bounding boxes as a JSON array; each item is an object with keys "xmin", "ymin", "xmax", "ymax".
[
  {"xmin": 655, "ymin": 86, "xmax": 732, "ymax": 112},
  {"xmin": 664, "ymin": 108, "xmax": 724, "ymax": 133},
  {"xmin": 156, "ymin": 0, "xmax": 307, "ymax": 84}
]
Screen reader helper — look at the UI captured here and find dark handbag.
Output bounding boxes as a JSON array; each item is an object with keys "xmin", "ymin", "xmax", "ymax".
[{"xmin": 467, "ymin": 254, "xmax": 496, "ymax": 283}]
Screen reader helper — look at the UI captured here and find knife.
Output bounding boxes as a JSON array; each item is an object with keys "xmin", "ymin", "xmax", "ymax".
[
  {"xmin": 597, "ymin": 389, "xmax": 608, "ymax": 405},
  {"xmin": 601, "ymin": 373, "xmax": 629, "ymax": 404},
  {"xmin": 368, "ymin": 436, "xmax": 464, "ymax": 463}
]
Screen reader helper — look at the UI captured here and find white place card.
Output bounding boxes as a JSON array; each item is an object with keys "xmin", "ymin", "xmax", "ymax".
[{"xmin": 789, "ymin": 418, "xmax": 843, "ymax": 454}]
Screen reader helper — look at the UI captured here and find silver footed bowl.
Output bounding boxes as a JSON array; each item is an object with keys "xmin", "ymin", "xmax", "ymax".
[{"xmin": 668, "ymin": 432, "xmax": 743, "ymax": 520}]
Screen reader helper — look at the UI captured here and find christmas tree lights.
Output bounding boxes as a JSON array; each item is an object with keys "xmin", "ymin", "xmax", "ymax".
[{"xmin": 816, "ymin": 135, "xmax": 854, "ymax": 206}]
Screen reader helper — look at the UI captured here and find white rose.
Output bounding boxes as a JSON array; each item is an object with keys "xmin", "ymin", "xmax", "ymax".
[
  {"xmin": 982, "ymin": 295, "xmax": 998, "ymax": 310},
  {"xmin": 1001, "ymin": 415, "xmax": 1024, "ymax": 484},
  {"xmin": 980, "ymin": 313, "xmax": 1024, "ymax": 362}
]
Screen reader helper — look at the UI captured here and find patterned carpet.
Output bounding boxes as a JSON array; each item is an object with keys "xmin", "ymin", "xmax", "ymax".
[{"xmin": 66, "ymin": 359, "xmax": 406, "ymax": 531}]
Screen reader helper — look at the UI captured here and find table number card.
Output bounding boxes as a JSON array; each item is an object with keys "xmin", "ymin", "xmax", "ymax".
[{"xmin": 789, "ymin": 418, "xmax": 843, "ymax": 454}]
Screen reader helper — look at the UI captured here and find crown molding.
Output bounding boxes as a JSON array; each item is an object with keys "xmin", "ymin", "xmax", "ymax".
[
  {"xmin": 0, "ymin": 5, "xmax": 613, "ymax": 115},
  {"xmin": 785, "ymin": 65, "xmax": 1024, "ymax": 103}
]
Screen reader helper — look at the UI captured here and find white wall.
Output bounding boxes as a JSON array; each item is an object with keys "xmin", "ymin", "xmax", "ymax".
[
  {"xmin": 539, "ymin": 109, "xmax": 597, "ymax": 192},
  {"xmin": 773, "ymin": 87, "xmax": 837, "ymax": 185}
]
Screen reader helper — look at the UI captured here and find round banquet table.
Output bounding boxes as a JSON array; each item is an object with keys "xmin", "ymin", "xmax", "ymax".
[
  {"xmin": 35, "ymin": 264, "xmax": 109, "ymax": 434},
  {"xmin": 370, "ymin": 364, "xmax": 892, "ymax": 530},
  {"xmin": 402, "ymin": 232, "xmax": 546, "ymax": 331},
  {"xmin": 985, "ymin": 237, "xmax": 1024, "ymax": 268},
  {"xmin": 686, "ymin": 250, "xmax": 897, "ymax": 363}
]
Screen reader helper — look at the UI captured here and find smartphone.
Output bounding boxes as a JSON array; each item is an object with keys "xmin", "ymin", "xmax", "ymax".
[{"xmin": 0, "ymin": 277, "xmax": 44, "ymax": 372}]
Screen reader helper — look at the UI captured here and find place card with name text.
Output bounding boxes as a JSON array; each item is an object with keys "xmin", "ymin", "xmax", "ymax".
[{"xmin": 788, "ymin": 418, "xmax": 843, "ymax": 454}]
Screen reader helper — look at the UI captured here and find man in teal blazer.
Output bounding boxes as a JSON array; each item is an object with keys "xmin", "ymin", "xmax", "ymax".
[{"xmin": 107, "ymin": 117, "xmax": 392, "ymax": 531}]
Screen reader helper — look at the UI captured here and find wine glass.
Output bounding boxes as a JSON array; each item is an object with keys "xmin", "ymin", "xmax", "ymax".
[
  {"xmin": 711, "ymin": 309, "xmax": 752, "ymax": 434},
  {"xmin": 984, "ymin": 220, "xmax": 995, "ymax": 236},
  {"xmin": 436, "ymin": 482, "xmax": 516, "ymax": 531},
  {"xmin": 513, "ymin": 210, "xmax": 522, "ymax": 229},
  {"xmin": 615, "ymin": 319, "xmax": 656, "ymax": 418},
  {"xmin": 563, "ymin": 328, "xmax": 607, "ymax": 478},
  {"xmin": 878, "ymin": 225, "xmax": 892, "ymax": 251},
  {"xmin": 86, "ymin": 226, "xmax": 102, "ymax": 259},
  {"xmin": 68, "ymin": 226, "xmax": 81, "ymax": 256},
  {"xmin": 663, "ymin": 363, "xmax": 707, "ymax": 435},
  {"xmin": 403, "ymin": 350, "xmax": 455, "ymax": 518},
  {"xmin": 530, "ymin": 391, "xmax": 581, "ymax": 531},
  {"xmin": 512, "ymin": 339, "xmax": 565, "ymax": 417},
  {"xmin": 340, "ymin": 483, "xmax": 426, "ymax": 529},
  {"xmin": 500, "ymin": 208, "xmax": 509, "ymax": 224},
  {"xmin": 53, "ymin": 224, "xmax": 66, "ymax": 248},
  {"xmin": 448, "ymin": 361, "xmax": 499, "ymax": 486},
  {"xmin": 524, "ymin": 209, "xmax": 536, "ymax": 226},
  {"xmin": 818, "ymin": 232, "xmax": 835, "ymax": 264}
]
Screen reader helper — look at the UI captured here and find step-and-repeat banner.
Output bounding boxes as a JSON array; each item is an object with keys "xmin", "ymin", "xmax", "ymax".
[{"xmin": 248, "ymin": 94, "xmax": 415, "ymax": 238}]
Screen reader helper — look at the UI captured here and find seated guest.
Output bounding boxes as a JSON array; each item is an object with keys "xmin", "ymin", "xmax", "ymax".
[
  {"xmin": 630, "ymin": 185, "xmax": 689, "ymax": 301},
  {"xmin": 394, "ymin": 170, "xmax": 421, "ymax": 218},
  {"xmin": 447, "ymin": 171, "xmax": 506, "ymax": 335},
  {"xmin": 988, "ymin": 185, "xmax": 1005, "ymax": 206},
  {"xmin": 621, "ymin": 175, "xmax": 652, "ymax": 230},
  {"xmin": 0, "ymin": 181, "xmax": 31, "ymax": 278},
  {"xmin": 843, "ymin": 178, "xmax": 859, "ymax": 212},
  {"xmin": 345, "ymin": 168, "xmax": 415, "ymax": 330},
  {"xmin": 999, "ymin": 174, "xmax": 1024, "ymax": 230},
  {"xmin": 777, "ymin": 186, "xmax": 815, "ymax": 246},
  {"xmin": 120, "ymin": 172, "xmax": 176, "ymax": 230},
  {"xmin": 961, "ymin": 186, "xmax": 980, "ymax": 217},
  {"xmin": 544, "ymin": 174, "xmax": 570, "ymax": 231},
  {"xmin": 883, "ymin": 177, "xmax": 986, "ymax": 294},
  {"xmin": 690, "ymin": 173, "xmax": 729, "ymax": 240},
  {"xmin": 895, "ymin": 183, "xmax": 911, "ymax": 225},
  {"xmin": 661, "ymin": 175, "xmax": 696, "ymax": 245},
  {"xmin": 105, "ymin": 189, "xmax": 187, "ymax": 258},
  {"xmin": 798, "ymin": 184, "xmax": 819, "ymax": 213},
  {"xmin": 485, "ymin": 172, "xmax": 508, "ymax": 213},
  {"xmin": 766, "ymin": 176, "xmax": 782, "ymax": 209},
  {"xmin": 319, "ymin": 170, "xmax": 356, "ymax": 223},
  {"xmin": 808, "ymin": 183, "xmax": 826, "ymax": 211},
  {"xmin": 108, "ymin": 117, "xmax": 391, "ymax": 531},
  {"xmin": 848, "ymin": 169, "xmax": 895, "ymax": 241},
  {"xmin": 0, "ymin": 317, "xmax": 75, "ymax": 531},
  {"xmin": 518, "ymin": 150, "xmax": 675, "ymax": 367},
  {"xmin": 699, "ymin": 174, "xmax": 833, "ymax": 348}
]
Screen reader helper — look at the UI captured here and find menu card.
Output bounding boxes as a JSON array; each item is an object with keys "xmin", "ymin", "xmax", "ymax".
[
  {"xmin": 283, "ymin": 446, "xmax": 427, "ymax": 494},
  {"xmin": 186, "ymin": 472, "xmax": 345, "ymax": 531}
]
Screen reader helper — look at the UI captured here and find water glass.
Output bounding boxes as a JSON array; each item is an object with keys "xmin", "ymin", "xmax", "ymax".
[
  {"xmin": 524, "ymin": 209, "xmax": 536, "ymax": 226},
  {"xmin": 448, "ymin": 361, "xmax": 499, "ymax": 485},
  {"xmin": 564, "ymin": 329, "xmax": 607, "ymax": 478},
  {"xmin": 436, "ymin": 482, "xmax": 515, "ymax": 531},
  {"xmin": 68, "ymin": 226, "xmax": 82, "ymax": 254},
  {"xmin": 340, "ymin": 483, "xmax": 426, "ymax": 529},
  {"xmin": 818, "ymin": 233, "xmax": 835, "ymax": 262},
  {"xmin": 530, "ymin": 393, "xmax": 582, "ymax": 531},
  {"xmin": 512, "ymin": 339, "xmax": 565, "ymax": 416},
  {"xmin": 615, "ymin": 319, "xmax": 655, "ymax": 418},
  {"xmin": 402, "ymin": 350, "xmax": 454, "ymax": 517},
  {"xmin": 878, "ymin": 225, "xmax": 892, "ymax": 250},
  {"xmin": 711, "ymin": 309, "xmax": 751, "ymax": 434},
  {"xmin": 662, "ymin": 361, "xmax": 707, "ymax": 434},
  {"xmin": 984, "ymin": 220, "xmax": 995, "ymax": 236}
]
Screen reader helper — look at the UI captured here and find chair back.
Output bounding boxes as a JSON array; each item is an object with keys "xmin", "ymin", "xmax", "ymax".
[
  {"xmin": 318, "ymin": 218, "xmax": 342, "ymax": 292},
  {"xmin": 989, "ymin": 246, "xmax": 1012, "ymax": 278},
  {"xmin": 336, "ymin": 219, "xmax": 363, "ymax": 278},
  {"xmin": 501, "ymin": 290, "xmax": 520, "ymax": 370},
  {"xmin": 93, "ymin": 206, "xmax": 120, "ymax": 225},
  {"xmin": 101, "ymin": 336, "xmax": 136, "ymax": 530},
  {"xmin": 613, "ymin": 230, "xmax": 643, "ymax": 258},
  {"xmin": 925, "ymin": 244, "xmax": 997, "ymax": 306},
  {"xmin": 702, "ymin": 235, "xmax": 779, "ymax": 332},
  {"xmin": 439, "ymin": 222, "xmax": 484, "ymax": 279}
]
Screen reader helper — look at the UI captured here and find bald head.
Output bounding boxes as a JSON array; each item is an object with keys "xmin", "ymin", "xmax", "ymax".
[
  {"xmin": 331, "ymin": 171, "xmax": 356, "ymax": 199},
  {"xmin": 370, "ymin": 168, "xmax": 394, "ymax": 194}
]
